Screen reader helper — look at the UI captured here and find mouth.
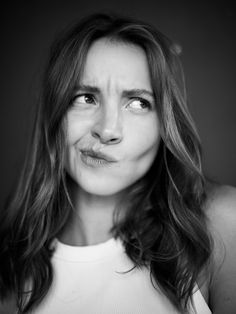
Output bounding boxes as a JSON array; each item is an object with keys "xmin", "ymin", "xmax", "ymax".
[{"xmin": 80, "ymin": 149, "xmax": 117, "ymax": 167}]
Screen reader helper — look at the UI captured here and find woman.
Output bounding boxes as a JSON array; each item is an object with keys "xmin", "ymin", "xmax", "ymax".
[{"xmin": 0, "ymin": 12, "xmax": 236, "ymax": 314}]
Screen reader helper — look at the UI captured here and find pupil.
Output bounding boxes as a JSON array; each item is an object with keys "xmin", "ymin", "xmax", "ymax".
[{"xmin": 85, "ymin": 95, "xmax": 93, "ymax": 103}]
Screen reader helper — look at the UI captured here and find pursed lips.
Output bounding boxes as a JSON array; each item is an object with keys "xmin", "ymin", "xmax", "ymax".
[{"xmin": 80, "ymin": 149, "xmax": 118, "ymax": 163}]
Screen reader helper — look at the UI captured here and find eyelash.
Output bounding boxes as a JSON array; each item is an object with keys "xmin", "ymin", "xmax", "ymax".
[{"xmin": 71, "ymin": 94, "xmax": 152, "ymax": 110}]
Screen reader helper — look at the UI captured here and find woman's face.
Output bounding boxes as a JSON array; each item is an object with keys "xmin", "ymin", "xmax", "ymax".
[{"xmin": 65, "ymin": 38, "xmax": 160, "ymax": 196}]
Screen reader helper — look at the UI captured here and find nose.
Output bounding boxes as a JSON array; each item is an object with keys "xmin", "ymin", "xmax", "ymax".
[{"xmin": 91, "ymin": 103, "xmax": 123, "ymax": 145}]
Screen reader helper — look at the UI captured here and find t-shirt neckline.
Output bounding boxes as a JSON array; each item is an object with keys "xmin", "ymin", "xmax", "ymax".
[{"xmin": 53, "ymin": 237, "xmax": 124, "ymax": 262}]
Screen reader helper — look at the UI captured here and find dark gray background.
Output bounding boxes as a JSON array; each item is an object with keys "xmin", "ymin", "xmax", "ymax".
[{"xmin": 1, "ymin": 0, "xmax": 236, "ymax": 209}]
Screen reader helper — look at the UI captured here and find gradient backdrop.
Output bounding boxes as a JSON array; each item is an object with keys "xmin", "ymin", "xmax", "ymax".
[{"xmin": 1, "ymin": 0, "xmax": 236, "ymax": 209}]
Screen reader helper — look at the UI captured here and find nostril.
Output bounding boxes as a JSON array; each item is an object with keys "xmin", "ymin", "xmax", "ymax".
[
  {"xmin": 92, "ymin": 131, "xmax": 100, "ymax": 140},
  {"xmin": 100, "ymin": 136, "xmax": 121, "ymax": 145}
]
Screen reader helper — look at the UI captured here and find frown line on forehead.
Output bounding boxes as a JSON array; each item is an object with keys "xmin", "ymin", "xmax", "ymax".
[{"xmin": 74, "ymin": 83, "xmax": 154, "ymax": 99}]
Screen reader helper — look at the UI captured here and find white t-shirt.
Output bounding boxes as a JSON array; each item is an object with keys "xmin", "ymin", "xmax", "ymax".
[{"xmin": 33, "ymin": 237, "xmax": 212, "ymax": 314}]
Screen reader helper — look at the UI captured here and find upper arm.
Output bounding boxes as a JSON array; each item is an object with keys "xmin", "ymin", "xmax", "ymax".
[{"xmin": 206, "ymin": 185, "xmax": 236, "ymax": 314}]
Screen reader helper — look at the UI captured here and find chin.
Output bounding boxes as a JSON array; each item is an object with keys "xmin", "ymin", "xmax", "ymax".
[
  {"xmin": 77, "ymin": 178, "xmax": 130, "ymax": 196},
  {"xmin": 66, "ymin": 165, "xmax": 149, "ymax": 197}
]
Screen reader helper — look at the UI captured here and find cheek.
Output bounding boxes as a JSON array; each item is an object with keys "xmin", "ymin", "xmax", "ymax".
[
  {"xmin": 121, "ymin": 118, "xmax": 160, "ymax": 179},
  {"xmin": 65, "ymin": 113, "xmax": 92, "ymax": 145},
  {"xmin": 64, "ymin": 115, "xmax": 91, "ymax": 176},
  {"xmin": 125, "ymin": 114, "xmax": 160, "ymax": 160}
]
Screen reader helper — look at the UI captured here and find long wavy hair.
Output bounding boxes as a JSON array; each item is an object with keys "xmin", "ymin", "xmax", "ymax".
[{"xmin": 0, "ymin": 12, "xmax": 212, "ymax": 313}]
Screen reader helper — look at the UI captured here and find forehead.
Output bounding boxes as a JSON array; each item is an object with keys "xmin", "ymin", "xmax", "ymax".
[{"xmin": 80, "ymin": 38, "xmax": 152, "ymax": 91}]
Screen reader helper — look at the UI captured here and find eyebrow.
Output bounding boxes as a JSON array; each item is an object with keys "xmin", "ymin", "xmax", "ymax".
[{"xmin": 76, "ymin": 84, "xmax": 154, "ymax": 98}]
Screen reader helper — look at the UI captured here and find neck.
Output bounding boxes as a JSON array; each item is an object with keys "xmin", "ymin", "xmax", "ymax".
[{"xmin": 59, "ymin": 180, "xmax": 124, "ymax": 246}]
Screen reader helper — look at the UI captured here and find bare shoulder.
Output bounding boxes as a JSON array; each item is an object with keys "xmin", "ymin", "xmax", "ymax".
[
  {"xmin": 204, "ymin": 183, "xmax": 236, "ymax": 313},
  {"xmin": 205, "ymin": 183, "xmax": 236, "ymax": 214},
  {"xmin": 205, "ymin": 183, "xmax": 236, "ymax": 249}
]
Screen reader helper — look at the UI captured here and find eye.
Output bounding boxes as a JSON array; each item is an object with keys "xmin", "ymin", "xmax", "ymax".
[
  {"xmin": 72, "ymin": 94, "xmax": 96, "ymax": 105},
  {"xmin": 127, "ymin": 98, "xmax": 152, "ymax": 111}
]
